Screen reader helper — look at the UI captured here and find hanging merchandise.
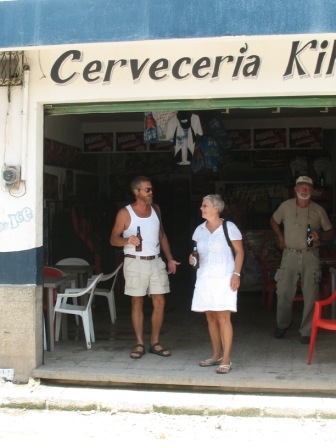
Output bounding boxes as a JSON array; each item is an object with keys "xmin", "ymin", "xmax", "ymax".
[
  {"xmin": 144, "ymin": 112, "xmax": 158, "ymax": 143},
  {"xmin": 152, "ymin": 111, "xmax": 176, "ymax": 141},
  {"xmin": 165, "ymin": 111, "xmax": 203, "ymax": 165},
  {"xmin": 202, "ymin": 112, "xmax": 231, "ymax": 152},
  {"xmin": 198, "ymin": 136, "xmax": 221, "ymax": 172},
  {"xmin": 191, "ymin": 111, "xmax": 231, "ymax": 172}
]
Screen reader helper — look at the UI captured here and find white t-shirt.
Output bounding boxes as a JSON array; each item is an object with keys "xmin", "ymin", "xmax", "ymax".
[{"xmin": 166, "ymin": 113, "xmax": 203, "ymax": 165}]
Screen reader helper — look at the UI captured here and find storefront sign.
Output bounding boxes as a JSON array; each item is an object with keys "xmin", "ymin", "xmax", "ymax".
[
  {"xmin": 44, "ymin": 35, "xmax": 336, "ymax": 99},
  {"xmin": 50, "ymin": 45, "xmax": 260, "ymax": 85}
]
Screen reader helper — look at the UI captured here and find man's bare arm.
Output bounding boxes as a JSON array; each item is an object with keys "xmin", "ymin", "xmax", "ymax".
[{"xmin": 110, "ymin": 208, "xmax": 130, "ymax": 247}]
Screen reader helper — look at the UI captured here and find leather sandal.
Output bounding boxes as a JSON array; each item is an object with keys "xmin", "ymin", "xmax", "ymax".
[
  {"xmin": 149, "ymin": 342, "xmax": 171, "ymax": 357},
  {"xmin": 199, "ymin": 357, "xmax": 222, "ymax": 367},
  {"xmin": 130, "ymin": 344, "xmax": 145, "ymax": 359},
  {"xmin": 216, "ymin": 362, "xmax": 232, "ymax": 374}
]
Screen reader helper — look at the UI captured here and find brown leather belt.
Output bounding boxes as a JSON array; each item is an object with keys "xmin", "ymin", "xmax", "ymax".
[{"xmin": 124, "ymin": 254, "xmax": 160, "ymax": 260}]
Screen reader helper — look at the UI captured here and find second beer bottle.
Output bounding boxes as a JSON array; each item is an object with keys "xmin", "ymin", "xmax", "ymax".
[
  {"xmin": 306, "ymin": 224, "xmax": 313, "ymax": 247},
  {"xmin": 136, "ymin": 226, "xmax": 142, "ymax": 252},
  {"xmin": 191, "ymin": 245, "xmax": 199, "ymax": 269}
]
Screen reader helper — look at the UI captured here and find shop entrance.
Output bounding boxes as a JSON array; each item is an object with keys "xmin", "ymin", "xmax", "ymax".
[
  {"xmin": 43, "ymin": 99, "xmax": 336, "ymax": 289},
  {"xmin": 39, "ymin": 98, "xmax": 336, "ymax": 388}
]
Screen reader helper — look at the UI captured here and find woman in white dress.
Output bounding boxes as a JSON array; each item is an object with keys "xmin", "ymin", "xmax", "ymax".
[{"xmin": 189, "ymin": 194, "xmax": 244, "ymax": 374}]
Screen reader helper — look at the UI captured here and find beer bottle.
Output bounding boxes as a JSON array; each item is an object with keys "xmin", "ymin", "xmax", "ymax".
[
  {"xmin": 135, "ymin": 226, "xmax": 142, "ymax": 252},
  {"xmin": 191, "ymin": 245, "xmax": 199, "ymax": 269},
  {"xmin": 307, "ymin": 224, "xmax": 313, "ymax": 247}
]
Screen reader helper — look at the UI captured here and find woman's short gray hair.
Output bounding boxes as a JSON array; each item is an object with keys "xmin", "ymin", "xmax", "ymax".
[{"xmin": 203, "ymin": 194, "xmax": 225, "ymax": 214}]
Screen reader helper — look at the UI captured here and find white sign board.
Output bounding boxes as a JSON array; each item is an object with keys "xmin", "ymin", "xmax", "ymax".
[{"xmin": 29, "ymin": 34, "xmax": 336, "ymax": 103}]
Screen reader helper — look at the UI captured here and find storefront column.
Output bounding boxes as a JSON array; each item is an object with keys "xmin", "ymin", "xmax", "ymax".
[{"xmin": 0, "ymin": 285, "xmax": 43, "ymax": 383}]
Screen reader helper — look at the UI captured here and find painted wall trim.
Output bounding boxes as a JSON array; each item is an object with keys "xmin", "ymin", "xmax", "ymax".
[{"xmin": 0, "ymin": 247, "xmax": 43, "ymax": 285}]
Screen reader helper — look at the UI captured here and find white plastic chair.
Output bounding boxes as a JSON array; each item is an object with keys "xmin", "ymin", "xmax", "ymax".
[
  {"xmin": 54, "ymin": 273, "xmax": 103, "ymax": 349},
  {"xmin": 91, "ymin": 263, "xmax": 123, "ymax": 325},
  {"xmin": 56, "ymin": 257, "xmax": 94, "ymax": 287},
  {"xmin": 48, "ymin": 264, "xmax": 80, "ymax": 324}
]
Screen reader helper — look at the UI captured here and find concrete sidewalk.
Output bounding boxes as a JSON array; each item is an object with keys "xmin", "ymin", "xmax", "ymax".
[{"xmin": 2, "ymin": 378, "xmax": 336, "ymax": 419}]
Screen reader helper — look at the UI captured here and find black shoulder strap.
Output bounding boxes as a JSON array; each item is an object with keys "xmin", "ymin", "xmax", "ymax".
[{"xmin": 223, "ymin": 220, "xmax": 235, "ymax": 258}]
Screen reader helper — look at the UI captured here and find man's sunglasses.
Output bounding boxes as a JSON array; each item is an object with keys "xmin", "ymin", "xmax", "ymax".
[{"xmin": 138, "ymin": 187, "xmax": 153, "ymax": 193}]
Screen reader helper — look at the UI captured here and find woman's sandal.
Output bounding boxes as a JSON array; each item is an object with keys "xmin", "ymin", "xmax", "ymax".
[
  {"xmin": 149, "ymin": 342, "xmax": 171, "ymax": 357},
  {"xmin": 130, "ymin": 344, "xmax": 145, "ymax": 359},
  {"xmin": 199, "ymin": 357, "xmax": 222, "ymax": 367},
  {"xmin": 216, "ymin": 362, "xmax": 232, "ymax": 374}
]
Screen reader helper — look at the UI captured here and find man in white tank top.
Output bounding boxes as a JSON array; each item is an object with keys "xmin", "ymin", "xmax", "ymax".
[{"xmin": 110, "ymin": 176, "xmax": 180, "ymax": 359}]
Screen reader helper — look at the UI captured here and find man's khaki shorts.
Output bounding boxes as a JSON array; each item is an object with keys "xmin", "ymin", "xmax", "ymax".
[{"xmin": 123, "ymin": 256, "xmax": 170, "ymax": 296}]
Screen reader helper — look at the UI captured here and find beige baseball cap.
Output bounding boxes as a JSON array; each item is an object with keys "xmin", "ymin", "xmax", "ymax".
[{"xmin": 296, "ymin": 176, "xmax": 313, "ymax": 186}]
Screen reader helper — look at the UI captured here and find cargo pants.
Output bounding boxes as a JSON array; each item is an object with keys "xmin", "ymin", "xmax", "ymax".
[{"xmin": 275, "ymin": 248, "xmax": 321, "ymax": 337}]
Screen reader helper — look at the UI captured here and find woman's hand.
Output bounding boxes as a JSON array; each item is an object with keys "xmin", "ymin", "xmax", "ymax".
[{"xmin": 230, "ymin": 273, "xmax": 240, "ymax": 291}]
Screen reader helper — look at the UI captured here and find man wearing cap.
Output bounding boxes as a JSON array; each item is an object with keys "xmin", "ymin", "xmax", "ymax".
[{"xmin": 270, "ymin": 176, "xmax": 334, "ymax": 344}]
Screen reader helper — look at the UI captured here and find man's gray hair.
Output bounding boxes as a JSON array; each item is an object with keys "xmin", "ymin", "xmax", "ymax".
[
  {"xmin": 131, "ymin": 176, "xmax": 151, "ymax": 191},
  {"xmin": 203, "ymin": 194, "xmax": 225, "ymax": 214}
]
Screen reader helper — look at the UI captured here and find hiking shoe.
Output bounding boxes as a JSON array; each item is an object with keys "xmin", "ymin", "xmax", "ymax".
[{"xmin": 274, "ymin": 326, "xmax": 289, "ymax": 338}]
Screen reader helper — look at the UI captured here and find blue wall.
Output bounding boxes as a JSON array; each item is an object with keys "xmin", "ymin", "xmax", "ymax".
[{"xmin": 1, "ymin": 0, "xmax": 336, "ymax": 48}]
